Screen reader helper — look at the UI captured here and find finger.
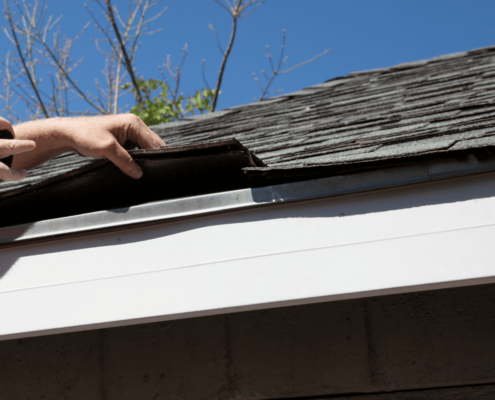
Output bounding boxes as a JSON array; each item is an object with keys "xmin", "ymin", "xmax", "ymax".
[
  {"xmin": 0, "ymin": 162, "xmax": 27, "ymax": 182},
  {"xmin": 103, "ymin": 140, "xmax": 143, "ymax": 179},
  {"xmin": 126, "ymin": 115, "xmax": 166, "ymax": 150},
  {"xmin": 0, "ymin": 139, "xmax": 36, "ymax": 158}
]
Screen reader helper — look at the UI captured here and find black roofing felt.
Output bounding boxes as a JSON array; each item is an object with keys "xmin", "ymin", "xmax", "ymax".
[
  {"xmin": 2, "ymin": 45, "xmax": 495, "ymax": 220},
  {"xmin": 0, "ymin": 139, "xmax": 262, "ymax": 228}
]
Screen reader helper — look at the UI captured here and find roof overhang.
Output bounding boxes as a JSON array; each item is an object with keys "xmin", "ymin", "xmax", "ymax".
[
  {"xmin": 1, "ymin": 151, "xmax": 495, "ymax": 340},
  {"xmin": 0, "ymin": 138, "xmax": 265, "ymax": 228}
]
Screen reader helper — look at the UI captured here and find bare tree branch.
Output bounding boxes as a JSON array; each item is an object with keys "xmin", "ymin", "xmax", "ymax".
[
  {"xmin": 212, "ymin": 0, "xmax": 232, "ymax": 15},
  {"xmin": 85, "ymin": 4, "xmax": 120, "ymax": 55},
  {"xmin": 238, "ymin": 0, "xmax": 263, "ymax": 18},
  {"xmin": 130, "ymin": 1, "xmax": 166, "ymax": 60},
  {"xmin": 4, "ymin": 0, "xmax": 49, "ymax": 117},
  {"xmin": 113, "ymin": 53, "xmax": 123, "ymax": 114},
  {"xmin": 202, "ymin": 59, "xmax": 211, "ymax": 91},
  {"xmin": 104, "ymin": 0, "xmax": 143, "ymax": 104},
  {"xmin": 254, "ymin": 29, "xmax": 330, "ymax": 101},
  {"xmin": 209, "ymin": 22, "xmax": 224, "ymax": 55},
  {"xmin": 128, "ymin": 0, "xmax": 148, "ymax": 61},
  {"xmin": 0, "ymin": 51, "xmax": 21, "ymax": 121},
  {"xmin": 3, "ymin": 0, "xmax": 106, "ymax": 116},
  {"xmin": 211, "ymin": 14, "xmax": 235, "ymax": 112},
  {"xmin": 159, "ymin": 43, "xmax": 188, "ymax": 103},
  {"xmin": 210, "ymin": 0, "xmax": 264, "ymax": 111},
  {"xmin": 86, "ymin": 0, "xmax": 163, "ymax": 113},
  {"xmin": 279, "ymin": 48, "xmax": 330, "ymax": 75},
  {"xmin": 86, "ymin": 2, "xmax": 126, "ymax": 113},
  {"xmin": 35, "ymin": 26, "xmax": 106, "ymax": 113}
]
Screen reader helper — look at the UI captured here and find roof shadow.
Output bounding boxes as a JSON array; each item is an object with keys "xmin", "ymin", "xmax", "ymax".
[
  {"xmin": 1, "ymin": 170, "xmax": 494, "ymax": 286},
  {"xmin": 0, "ymin": 138, "xmax": 265, "ymax": 229}
]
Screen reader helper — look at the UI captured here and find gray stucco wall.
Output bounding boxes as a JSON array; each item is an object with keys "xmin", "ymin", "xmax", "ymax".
[{"xmin": 2, "ymin": 283, "xmax": 495, "ymax": 399}]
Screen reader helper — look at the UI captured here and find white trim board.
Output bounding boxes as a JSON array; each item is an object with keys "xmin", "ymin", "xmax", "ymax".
[{"xmin": 1, "ymin": 172, "xmax": 495, "ymax": 340}]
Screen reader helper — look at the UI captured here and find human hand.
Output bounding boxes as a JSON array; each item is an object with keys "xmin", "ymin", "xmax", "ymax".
[
  {"xmin": 0, "ymin": 139, "xmax": 36, "ymax": 181},
  {"xmin": 0, "ymin": 117, "xmax": 36, "ymax": 182},
  {"xmin": 12, "ymin": 114, "xmax": 166, "ymax": 179},
  {"xmin": 63, "ymin": 114, "xmax": 166, "ymax": 179}
]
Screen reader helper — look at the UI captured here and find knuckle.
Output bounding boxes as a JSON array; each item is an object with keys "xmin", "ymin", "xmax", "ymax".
[
  {"xmin": 6, "ymin": 141, "xmax": 15, "ymax": 152},
  {"xmin": 129, "ymin": 113, "xmax": 142, "ymax": 123},
  {"xmin": 122, "ymin": 155, "xmax": 135, "ymax": 168},
  {"xmin": 118, "ymin": 147, "xmax": 136, "ymax": 162},
  {"xmin": 122, "ymin": 113, "xmax": 140, "ymax": 125},
  {"xmin": 101, "ymin": 139, "xmax": 118, "ymax": 152}
]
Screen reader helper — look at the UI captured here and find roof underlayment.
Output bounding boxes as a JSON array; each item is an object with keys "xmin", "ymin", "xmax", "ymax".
[
  {"xmin": 0, "ymin": 139, "xmax": 263, "ymax": 228},
  {"xmin": 3, "ymin": 45, "xmax": 495, "ymax": 224}
]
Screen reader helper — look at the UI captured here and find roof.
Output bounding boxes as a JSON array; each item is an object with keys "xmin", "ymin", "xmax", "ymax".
[
  {"xmin": 0, "ymin": 139, "xmax": 263, "ymax": 228},
  {"xmin": 3, "ymin": 45, "xmax": 495, "ymax": 224},
  {"xmin": 157, "ymin": 46, "xmax": 495, "ymax": 166},
  {"xmin": 4, "ymin": 46, "xmax": 495, "ymax": 341}
]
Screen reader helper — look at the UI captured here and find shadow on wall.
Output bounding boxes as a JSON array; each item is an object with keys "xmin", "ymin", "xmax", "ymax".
[
  {"xmin": 2, "ymin": 283, "xmax": 495, "ymax": 398},
  {"xmin": 1, "ymin": 171, "xmax": 495, "ymax": 280}
]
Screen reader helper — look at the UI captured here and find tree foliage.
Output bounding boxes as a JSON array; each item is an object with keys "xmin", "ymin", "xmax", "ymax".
[
  {"xmin": 124, "ymin": 79, "xmax": 215, "ymax": 125},
  {"xmin": 1, "ymin": 0, "xmax": 329, "ymax": 125}
]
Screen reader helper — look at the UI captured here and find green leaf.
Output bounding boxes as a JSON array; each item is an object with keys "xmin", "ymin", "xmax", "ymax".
[{"xmin": 126, "ymin": 78, "xmax": 213, "ymax": 125}]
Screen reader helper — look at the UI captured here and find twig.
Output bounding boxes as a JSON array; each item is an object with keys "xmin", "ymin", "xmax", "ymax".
[
  {"xmin": 211, "ymin": 14, "xmax": 235, "ymax": 111},
  {"xmin": 209, "ymin": 22, "xmax": 224, "ymax": 55},
  {"xmin": 210, "ymin": 0, "xmax": 264, "ymax": 111},
  {"xmin": 212, "ymin": 0, "xmax": 232, "ymax": 14},
  {"xmin": 1, "ymin": 51, "xmax": 18, "ymax": 121},
  {"xmin": 202, "ymin": 59, "xmax": 211, "ymax": 91},
  {"xmin": 104, "ymin": 0, "xmax": 143, "ymax": 105},
  {"xmin": 86, "ymin": 0, "xmax": 163, "ymax": 113},
  {"xmin": 237, "ymin": 0, "xmax": 263, "ymax": 17},
  {"xmin": 113, "ymin": 54, "xmax": 123, "ymax": 114},
  {"xmin": 254, "ymin": 29, "xmax": 330, "ymax": 101},
  {"xmin": 159, "ymin": 43, "xmax": 188, "ymax": 103},
  {"xmin": 127, "ymin": 0, "xmax": 147, "ymax": 61},
  {"xmin": 10, "ymin": 0, "xmax": 103, "ymax": 115},
  {"xmin": 35, "ymin": 29, "xmax": 106, "ymax": 113},
  {"xmin": 279, "ymin": 48, "xmax": 330, "ymax": 75},
  {"xmin": 4, "ymin": 0, "xmax": 49, "ymax": 117},
  {"xmin": 130, "ymin": 1, "xmax": 166, "ymax": 61},
  {"xmin": 86, "ymin": 4, "xmax": 120, "ymax": 56}
]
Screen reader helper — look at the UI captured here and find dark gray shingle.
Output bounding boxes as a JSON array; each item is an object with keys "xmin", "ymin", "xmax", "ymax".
[{"xmin": 3, "ymin": 45, "xmax": 495, "ymax": 194}]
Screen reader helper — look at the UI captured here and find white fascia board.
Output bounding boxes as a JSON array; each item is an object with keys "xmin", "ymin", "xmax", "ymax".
[{"xmin": 1, "ymin": 170, "xmax": 495, "ymax": 340}]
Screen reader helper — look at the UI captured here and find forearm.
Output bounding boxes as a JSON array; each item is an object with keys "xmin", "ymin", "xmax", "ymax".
[{"xmin": 12, "ymin": 118, "xmax": 73, "ymax": 170}]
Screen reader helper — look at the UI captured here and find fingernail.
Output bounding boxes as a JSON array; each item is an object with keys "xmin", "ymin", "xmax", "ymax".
[{"xmin": 132, "ymin": 168, "xmax": 143, "ymax": 179}]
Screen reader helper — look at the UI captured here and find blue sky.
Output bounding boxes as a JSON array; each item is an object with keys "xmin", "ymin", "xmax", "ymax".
[{"xmin": 2, "ymin": 0, "xmax": 495, "ymax": 117}]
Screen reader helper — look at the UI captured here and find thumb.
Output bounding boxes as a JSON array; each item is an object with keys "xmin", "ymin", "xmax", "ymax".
[{"xmin": 0, "ymin": 162, "xmax": 28, "ymax": 182}]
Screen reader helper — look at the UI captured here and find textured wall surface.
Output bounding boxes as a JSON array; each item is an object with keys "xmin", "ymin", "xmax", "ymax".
[{"xmin": 2, "ymin": 283, "xmax": 495, "ymax": 399}]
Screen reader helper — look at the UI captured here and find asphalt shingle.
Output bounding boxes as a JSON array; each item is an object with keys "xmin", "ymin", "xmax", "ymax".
[{"xmin": 3, "ymin": 45, "xmax": 495, "ymax": 194}]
